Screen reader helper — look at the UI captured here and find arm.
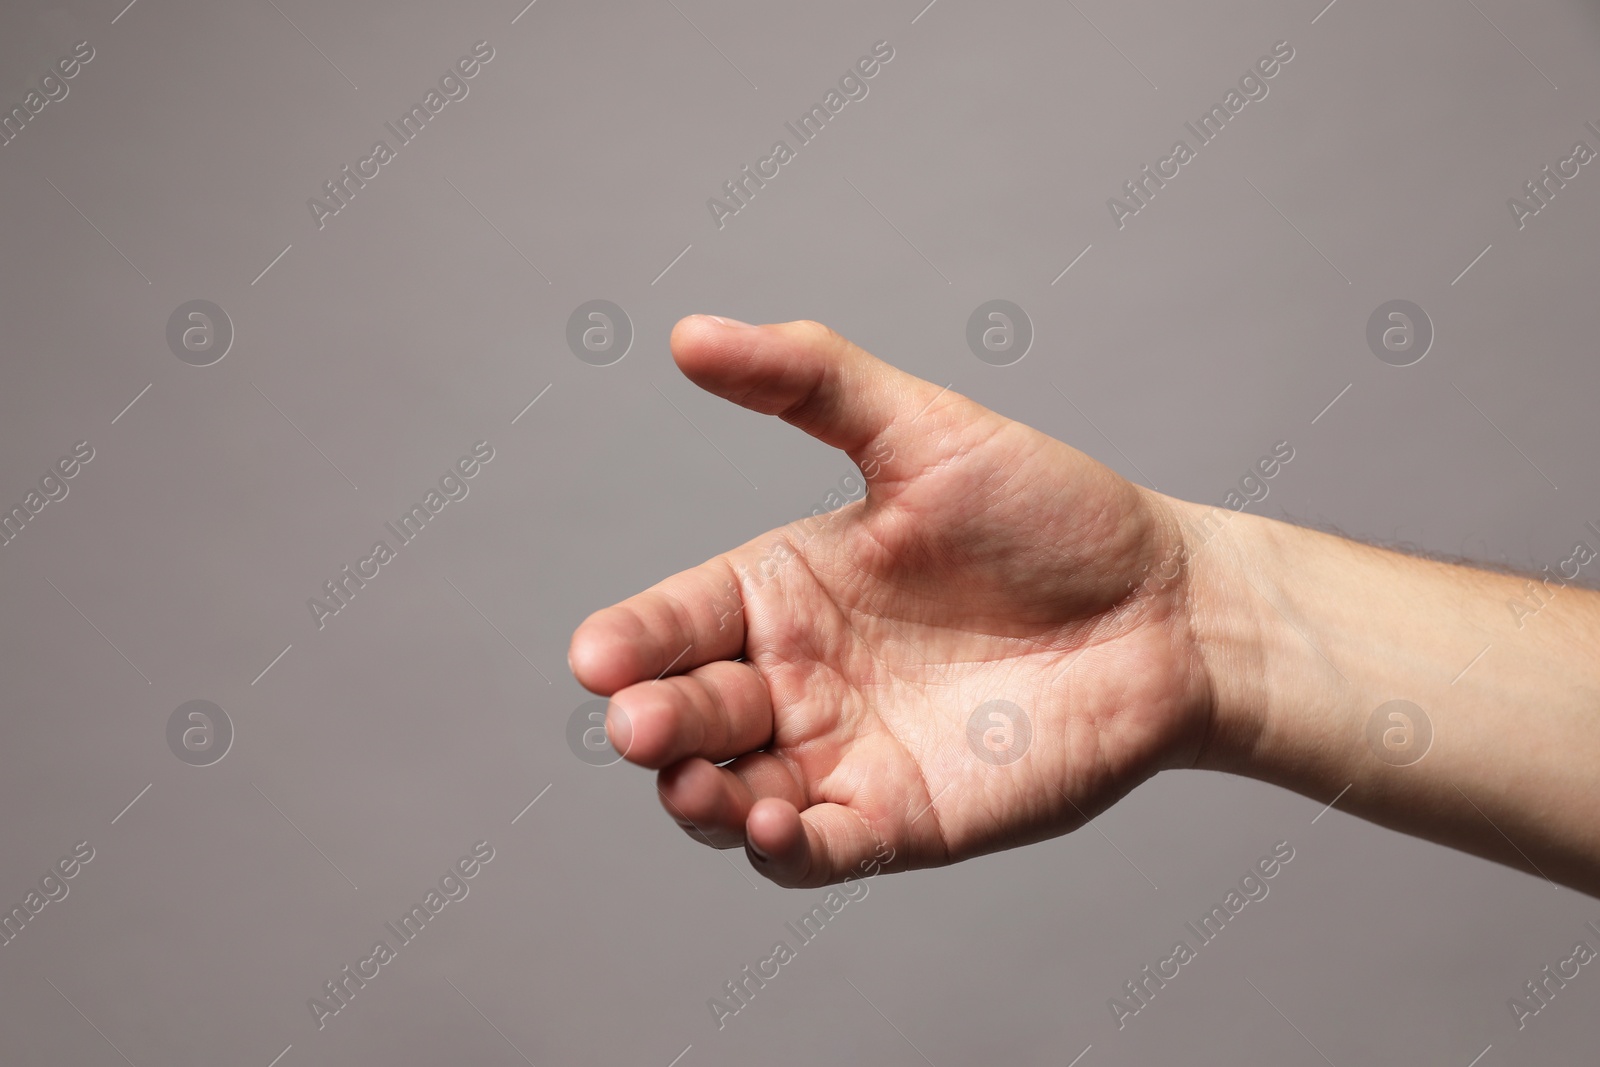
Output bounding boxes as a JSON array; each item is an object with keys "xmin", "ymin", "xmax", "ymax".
[
  {"xmin": 570, "ymin": 315, "xmax": 1600, "ymax": 897},
  {"xmin": 1187, "ymin": 504, "xmax": 1600, "ymax": 895}
]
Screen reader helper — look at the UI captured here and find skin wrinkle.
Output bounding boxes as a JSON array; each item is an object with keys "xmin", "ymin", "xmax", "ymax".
[
  {"xmin": 754, "ymin": 458, "xmax": 1185, "ymax": 865},
  {"xmin": 768, "ymin": 323, "xmax": 883, "ymax": 459},
  {"xmin": 1171, "ymin": 564, "xmax": 1220, "ymax": 774},
  {"xmin": 889, "ymin": 414, "xmax": 1009, "ymax": 498},
  {"xmin": 655, "ymin": 577, "xmax": 711, "ymax": 677},
  {"xmin": 745, "ymin": 542, "xmax": 855, "ymax": 797},
  {"xmin": 1053, "ymin": 653, "xmax": 1121, "ymax": 811},
  {"xmin": 689, "ymin": 672, "xmax": 721, "ymax": 754},
  {"xmin": 785, "ymin": 541, "xmax": 952, "ymax": 864},
  {"xmin": 659, "ymin": 781, "xmax": 722, "ymax": 847},
  {"xmin": 847, "ymin": 515, "xmax": 1065, "ymax": 646},
  {"xmin": 809, "ymin": 448, "xmax": 1180, "ymax": 857},
  {"xmin": 852, "ymin": 650, "xmax": 950, "ymax": 867}
]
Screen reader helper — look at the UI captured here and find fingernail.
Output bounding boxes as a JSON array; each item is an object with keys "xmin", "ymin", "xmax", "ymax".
[
  {"xmin": 747, "ymin": 839, "xmax": 769, "ymax": 863},
  {"xmin": 606, "ymin": 702, "xmax": 633, "ymax": 753},
  {"xmin": 705, "ymin": 315, "xmax": 757, "ymax": 329}
]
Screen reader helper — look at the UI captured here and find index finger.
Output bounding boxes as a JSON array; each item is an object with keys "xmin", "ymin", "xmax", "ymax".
[{"xmin": 568, "ymin": 555, "xmax": 746, "ymax": 696}]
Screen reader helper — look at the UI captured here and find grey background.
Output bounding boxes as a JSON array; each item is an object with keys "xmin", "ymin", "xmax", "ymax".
[{"xmin": 1, "ymin": 0, "xmax": 1597, "ymax": 1063}]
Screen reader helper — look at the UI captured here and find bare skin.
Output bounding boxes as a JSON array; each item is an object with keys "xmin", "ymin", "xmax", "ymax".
[{"xmin": 568, "ymin": 316, "xmax": 1600, "ymax": 896}]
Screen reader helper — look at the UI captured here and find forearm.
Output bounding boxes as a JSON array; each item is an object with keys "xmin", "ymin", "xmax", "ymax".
[{"xmin": 1182, "ymin": 500, "xmax": 1600, "ymax": 895}]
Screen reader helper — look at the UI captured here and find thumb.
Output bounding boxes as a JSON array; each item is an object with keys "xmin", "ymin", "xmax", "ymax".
[{"xmin": 669, "ymin": 315, "xmax": 965, "ymax": 487}]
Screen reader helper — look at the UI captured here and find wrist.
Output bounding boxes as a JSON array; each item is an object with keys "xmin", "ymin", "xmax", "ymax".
[
  {"xmin": 1165, "ymin": 495, "xmax": 1600, "ymax": 894},
  {"xmin": 1172, "ymin": 497, "xmax": 1496, "ymax": 786},
  {"xmin": 1166, "ymin": 497, "xmax": 1367, "ymax": 784},
  {"xmin": 1167, "ymin": 498, "xmax": 1280, "ymax": 775}
]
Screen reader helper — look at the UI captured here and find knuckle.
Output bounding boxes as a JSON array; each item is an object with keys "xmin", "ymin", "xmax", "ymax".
[{"xmin": 786, "ymin": 318, "xmax": 839, "ymax": 350}]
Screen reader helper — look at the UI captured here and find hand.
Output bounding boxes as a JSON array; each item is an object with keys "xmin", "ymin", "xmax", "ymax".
[{"xmin": 568, "ymin": 316, "xmax": 1219, "ymax": 887}]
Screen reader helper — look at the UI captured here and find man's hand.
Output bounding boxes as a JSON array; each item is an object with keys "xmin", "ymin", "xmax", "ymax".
[
  {"xmin": 568, "ymin": 316, "xmax": 1219, "ymax": 887},
  {"xmin": 571, "ymin": 316, "xmax": 1600, "ymax": 897}
]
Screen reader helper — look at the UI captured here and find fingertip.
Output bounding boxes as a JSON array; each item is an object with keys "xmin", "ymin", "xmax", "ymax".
[
  {"xmin": 603, "ymin": 698, "xmax": 634, "ymax": 760},
  {"xmin": 670, "ymin": 314, "xmax": 759, "ymax": 384},
  {"xmin": 668, "ymin": 313, "xmax": 717, "ymax": 353},
  {"xmin": 671, "ymin": 313, "xmax": 756, "ymax": 360},
  {"xmin": 567, "ymin": 613, "xmax": 635, "ymax": 696},
  {"xmin": 604, "ymin": 687, "xmax": 678, "ymax": 770},
  {"xmin": 657, "ymin": 756, "xmax": 720, "ymax": 825},
  {"xmin": 746, "ymin": 797, "xmax": 805, "ymax": 874},
  {"xmin": 566, "ymin": 622, "xmax": 605, "ymax": 692}
]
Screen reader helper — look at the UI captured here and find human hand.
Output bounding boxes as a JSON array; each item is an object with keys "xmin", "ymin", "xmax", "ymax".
[{"xmin": 569, "ymin": 316, "xmax": 1220, "ymax": 887}]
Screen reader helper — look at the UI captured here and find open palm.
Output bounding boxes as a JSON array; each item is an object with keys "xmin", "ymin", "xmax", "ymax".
[{"xmin": 569, "ymin": 317, "xmax": 1218, "ymax": 887}]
